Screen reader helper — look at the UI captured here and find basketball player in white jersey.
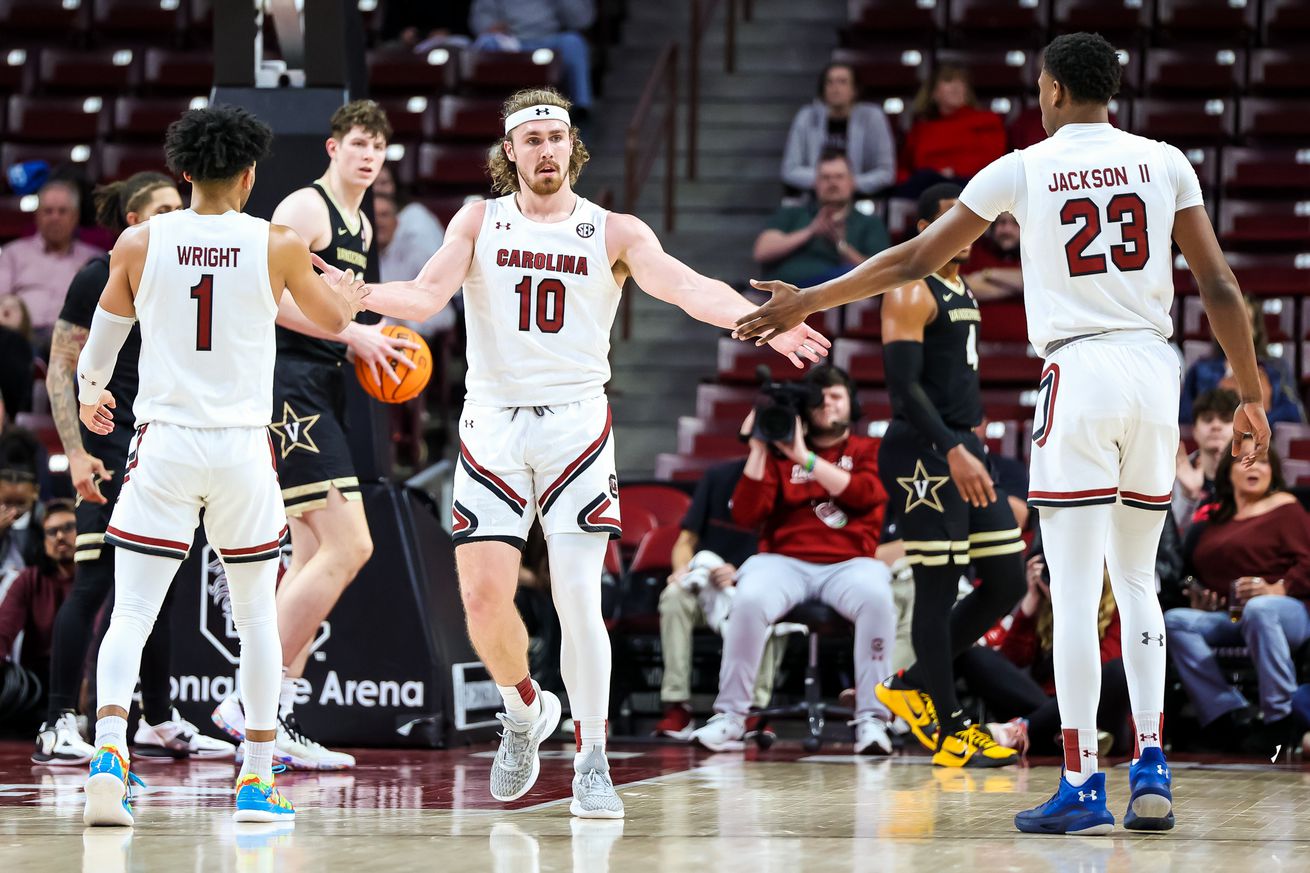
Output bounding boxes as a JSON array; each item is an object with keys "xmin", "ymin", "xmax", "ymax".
[
  {"xmin": 322, "ymin": 87, "xmax": 830, "ymax": 818},
  {"xmin": 734, "ymin": 34, "xmax": 1268, "ymax": 835},
  {"xmin": 75, "ymin": 105, "xmax": 366, "ymax": 827}
]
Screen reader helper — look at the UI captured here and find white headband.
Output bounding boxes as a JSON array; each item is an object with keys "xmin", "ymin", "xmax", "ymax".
[{"xmin": 504, "ymin": 104, "xmax": 571, "ymax": 135}]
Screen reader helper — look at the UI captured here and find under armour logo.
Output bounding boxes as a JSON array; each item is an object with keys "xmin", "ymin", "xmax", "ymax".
[
  {"xmin": 1082, "ymin": 749, "xmax": 1094, "ymax": 758},
  {"xmin": 535, "ymin": 108, "xmax": 550, "ymax": 115},
  {"xmin": 1078, "ymin": 790, "xmax": 1098, "ymax": 802},
  {"xmin": 496, "ymin": 221, "xmax": 511, "ymax": 230},
  {"xmin": 1139, "ymin": 732, "xmax": 1159, "ymax": 742},
  {"xmin": 1142, "ymin": 632, "xmax": 1165, "ymax": 646},
  {"xmin": 1157, "ymin": 764, "xmax": 1168, "ymax": 776}
]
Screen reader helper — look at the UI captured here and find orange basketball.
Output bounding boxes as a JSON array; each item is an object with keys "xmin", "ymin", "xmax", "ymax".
[{"xmin": 355, "ymin": 324, "xmax": 432, "ymax": 404}]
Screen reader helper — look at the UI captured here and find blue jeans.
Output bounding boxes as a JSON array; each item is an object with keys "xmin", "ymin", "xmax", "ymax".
[
  {"xmin": 1165, "ymin": 596, "xmax": 1310, "ymax": 724},
  {"xmin": 519, "ymin": 33, "xmax": 592, "ymax": 109}
]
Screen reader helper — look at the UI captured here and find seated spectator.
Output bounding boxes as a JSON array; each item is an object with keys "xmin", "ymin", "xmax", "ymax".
[
  {"xmin": 374, "ymin": 165, "xmax": 447, "ymax": 269},
  {"xmin": 0, "ymin": 180, "xmax": 103, "ymax": 354},
  {"xmin": 1166, "ymin": 437, "xmax": 1310, "ymax": 755},
  {"xmin": 0, "ymin": 449, "xmax": 42, "ymax": 597},
  {"xmin": 754, "ymin": 152, "xmax": 891, "ymax": 288},
  {"xmin": 469, "ymin": 0, "xmax": 596, "ymax": 113},
  {"xmin": 654, "ymin": 453, "xmax": 785, "ymax": 740},
  {"xmin": 897, "ymin": 65, "xmax": 1006, "ymax": 197},
  {"xmin": 1180, "ymin": 298, "xmax": 1303, "ymax": 425},
  {"xmin": 962, "ymin": 213, "xmax": 1023, "ymax": 301},
  {"xmin": 0, "ymin": 295, "xmax": 35, "ymax": 418},
  {"xmin": 781, "ymin": 61, "xmax": 896, "ymax": 198},
  {"xmin": 373, "ymin": 193, "xmax": 455, "ymax": 337},
  {"xmin": 381, "ymin": 0, "xmax": 473, "ymax": 49},
  {"xmin": 1173, "ymin": 388, "xmax": 1237, "ymax": 536},
  {"xmin": 0, "ymin": 500, "xmax": 75, "ymax": 733},
  {"xmin": 691, "ymin": 366, "xmax": 897, "ymax": 754}
]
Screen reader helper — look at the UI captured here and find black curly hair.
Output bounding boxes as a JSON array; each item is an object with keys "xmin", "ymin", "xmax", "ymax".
[
  {"xmin": 164, "ymin": 104, "xmax": 273, "ymax": 183},
  {"xmin": 1042, "ymin": 33, "xmax": 1121, "ymax": 105}
]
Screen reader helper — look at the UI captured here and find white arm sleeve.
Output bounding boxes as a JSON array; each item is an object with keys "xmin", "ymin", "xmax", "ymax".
[
  {"xmin": 958, "ymin": 151, "xmax": 1023, "ymax": 222},
  {"xmin": 76, "ymin": 306, "xmax": 135, "ymax": 405},
  {"xmin": 1164, "ymin": 144, "xmax": 1205, "ymax": 212}
]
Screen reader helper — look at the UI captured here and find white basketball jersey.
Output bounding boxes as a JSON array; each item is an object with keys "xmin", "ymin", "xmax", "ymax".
[
  {"xmin": 463, "ymin": 194, "xmax": 622, "ymax": 407},
  {"xmin": 959, "ymin": 123, "xmax": 1203, "ymax": 356},
  {"xmin": 132, "ymin": 209, "xmax": 278, "ymax": 428}
]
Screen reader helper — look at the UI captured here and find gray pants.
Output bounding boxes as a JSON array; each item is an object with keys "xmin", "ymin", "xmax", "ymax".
[
  {"xmin": 658, "ymin": 583, "xmax": 783, "ymax": 709},
  {"xmin": 1165, "ymin": 596, "xmax": 1310, "ymax": 724},
  {"xmin": 712, "ymin": 554, "xmax": 895, "ymax": 719}
]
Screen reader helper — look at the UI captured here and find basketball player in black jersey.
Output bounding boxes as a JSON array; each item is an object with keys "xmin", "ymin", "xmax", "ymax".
[
  {"xmin": 211, "ymin": 100, "xmax": 413, "ymax": 768},
  {"xmin": 874, "ymin": 184, "xmax": 1027, "ymax": 767}
]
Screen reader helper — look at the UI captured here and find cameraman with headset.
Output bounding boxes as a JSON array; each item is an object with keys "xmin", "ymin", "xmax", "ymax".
[{"xmin": 691, "ymin": 366, "xmax": 897, "ymax": 754}]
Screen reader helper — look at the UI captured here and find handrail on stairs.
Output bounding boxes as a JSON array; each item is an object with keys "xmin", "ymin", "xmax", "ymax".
[
  {"xmin": 621, "ymin": 40, "xmax": 679, "ymax": 339},
  {"xmin": 687, "ymin": 0, "xmax": 740, "ymax": 180}
]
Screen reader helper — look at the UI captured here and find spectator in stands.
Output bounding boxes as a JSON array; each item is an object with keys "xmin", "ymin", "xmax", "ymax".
[
  {"xmin": 1180, "ymin": 298, "xmax": 1304, "ymax": 425},
  {"xmin": 469, "ymin": 0, "xmax": 596, "ymax": 113},
  {"xmin": 0, "ymin": 500, "xmax": 75, "ymax": 732},
  {"xmin": 781, "ymin": 62, "xmax": 896, "ymax": 198},
  {"xmin": 691, "ymin": 366, "xmax": 897, "ymax": 754},
  {"xmin": 1173, "ymin": 388, "xmax": 1238, "ymax": 536},
  {"xmin": 0, "ymin": 295, "xmax": 35, "ymax": 419},
  {"xmin": 1167, "ymin": 436, "xmax": 1310, "ymax": 754},
  {"xmin": 898, "ymin": 65, "xmax": 1006, "ymax": 197},
  {"xmin": 754, "ymin": 152, "xmax": 890, "ymax": 288},
  {"xmin": 655, "ymin": 454, "xmax": 789, "ymax": 740},
  {"xmin": 962, "ymin": 213, "xmax": 1023, "ymax": 301},
  {"xmin": 0, "ymin": 181, "xmax": 103, "ymax": 354},
  {"xmin": 0, "ymin": 431, "xmax": 42, "ymax": 595},
  {"xmin": 381, "ymin": 0, "xmax": 473, "ymax": 49}
]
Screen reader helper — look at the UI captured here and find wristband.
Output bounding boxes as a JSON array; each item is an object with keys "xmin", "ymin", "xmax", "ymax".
[{"xmin": 803, "ymin": 451, "xmax": 817, "ymax": 473}]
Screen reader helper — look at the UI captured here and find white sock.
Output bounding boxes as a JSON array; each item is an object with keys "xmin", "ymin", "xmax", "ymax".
[
  {"xmin": 498, "ymin": 679, "xmax": 542, "ymax": 725},
  {"xmin": 278, "ymin": 673, "xmax": 296, "ymax": 718},
  {"xmin": 240, "ymin": 739, "xmax": 275, "ymax": 783},
  {"xmin": 1062, "ymin": 727, "xmax": 1099, "ymax": 787},
  {"xmin": 1134, "ymin": 712, "xmax": 1163, "ymax": 759},
  {"xmin": 94, "ymin": 716, "xmax": 129, "ymax": 753},
  {"xmin": 575, "ymin": 717, "xmax": 607, "ymax": 758}
]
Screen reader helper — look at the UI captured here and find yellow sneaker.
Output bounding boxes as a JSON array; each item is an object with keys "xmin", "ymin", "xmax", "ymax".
[
  {"xmin": 874, "ymin": 675, "xmax": 939, "ymax": 752},
  {"xmin": 932, "ymin": 724, "xmax": 1019, "ymax": 769}
]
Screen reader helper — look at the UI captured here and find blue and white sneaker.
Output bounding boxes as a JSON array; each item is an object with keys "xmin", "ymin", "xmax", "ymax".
[
  {"xmin": 234, "ymin": 770, "xmax": 296, "ymax": 823},
  {"xmin": 1015, "ymin": 771, "xmax": 1115, "ymax": 836},
  {"xmin": 83, "ymin": 746, "xmax": 146, "ymax": 827},
  {"xmin": 1124, "ymin": 747, "xmax": 1174, "ymax": 831}
]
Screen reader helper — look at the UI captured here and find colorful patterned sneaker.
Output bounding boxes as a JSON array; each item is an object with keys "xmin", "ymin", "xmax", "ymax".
[
  {"xmin": 83, "ymin": 746, "xmax": 146, "ymax": 827},
  {"xmin": 875, "ymin": 673, "xmax": 939, "ymax": 752},
  {"xmin": 1015, "ymin": 771, "xmax": 1115, "ymax": 836},
  {"xmin": 489, "ymin": 685, "xmax": 562, "ymax": 802},
  {"xmin": 1124, "ymin": 747, "xmax": 1174, "ymax": 831},
  {"xmin": 233, "ymin": 771, "xmax": 296, "ymax": 823},
  {"xmin": 212, "ymin": 693, "xmax": 247, "ymax": 743}
]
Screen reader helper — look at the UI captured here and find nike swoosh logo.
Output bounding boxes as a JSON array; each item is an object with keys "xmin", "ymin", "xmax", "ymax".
[
  {"xmin": 337, "ymin": 227, "xmax": 348, "ymax": 236},
  {"xmin": 942, "ymin": 292, "xmax": 955, "ymax": 302}
]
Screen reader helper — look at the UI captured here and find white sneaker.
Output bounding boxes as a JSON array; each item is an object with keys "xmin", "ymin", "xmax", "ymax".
[
  {"xmin": 490, "ymin": 686, "xmax": 562, "ymax": 801},
  {"xmin": 212, "ymin": 693, "xmax": 246, "ymax": 743},
  {"xmin": 691, "ymin": 712, "xmax": 746, "ymax": 752},
  {"xmin": 570, "ymin": 744, "xmax": 624, "ymax": 819},
  {"xmin": 135, "ymin": 708, "xmax": 236, "ymax": 759},
  {"xmin": 32, "ymin": 711, "xmax": 95, "ymax": 766},
  {"xmin": 275, "ymin": 714, "xmax": 356, "ymax": 770},
  {"xmin": 850, "ymin": 713, "xmax": 893, "ymax": 755}
]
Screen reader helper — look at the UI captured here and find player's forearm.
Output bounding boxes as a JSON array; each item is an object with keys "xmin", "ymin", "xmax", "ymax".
[
  {"xmin": 76, "ymin": 307, "xmax": 134, "ymax": 405},
  {"xmin": 1199, "ymin": 278, "xmax": 1263, "ymax": 403},
  {"xmin": 46, "ymin": 358, "xmax": 86, "ymax": 457},
  {"xmin": 364, "ymin": 279, "xmax": 454, "ymax": 322},
  {"xmin": 800, "ymin": 238, "xmax": 936, "ymax": 313},
  {"xmin": 672, "ymin": 275, "xmax": 759, "ymax": 330},
  {"xmin": 277, "ymin": 294, "xmax": 348, "ymax": 341}
]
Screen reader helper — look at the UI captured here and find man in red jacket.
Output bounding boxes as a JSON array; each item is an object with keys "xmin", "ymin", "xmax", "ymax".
[{"xmin": 692, "ymin": 366, "xmax": 896, "ymax": 754}]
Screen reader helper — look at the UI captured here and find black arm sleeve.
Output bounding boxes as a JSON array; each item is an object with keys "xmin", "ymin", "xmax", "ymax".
[{"xmin": 884, "ymin": 340, "xmax": 964, "ymax": 454}]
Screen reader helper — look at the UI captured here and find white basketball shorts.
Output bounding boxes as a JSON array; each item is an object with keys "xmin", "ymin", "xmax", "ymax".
[
  {"xmin": 1028, "ymin": 334, "xmax": 1180, "ymax": 512},
  {"xmin": 105, "ymin": 422, "xmax": 288, "ymax": 563},
  {"xmin": 453, "ymin": 395, "xmax": 621, "ymax": 548}
]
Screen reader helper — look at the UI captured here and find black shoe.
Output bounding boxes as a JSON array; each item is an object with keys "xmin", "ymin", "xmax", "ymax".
[{"xmin": 1239, "ymin": 715, "xmax": 1299, "ymax": 759}]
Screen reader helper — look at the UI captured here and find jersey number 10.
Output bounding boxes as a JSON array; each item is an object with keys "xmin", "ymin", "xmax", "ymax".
[
  {"xmin": 1060, "ymin": 193, "xmax": 1149, "ymax": 278},
  {"xmin": 514, "ymin": 276, "xmax": 566, "ymax": 333}
]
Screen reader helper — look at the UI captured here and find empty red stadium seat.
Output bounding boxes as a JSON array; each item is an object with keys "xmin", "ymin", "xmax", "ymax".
[
  {"xmin": 946, "ymin": 0, "xmax": 1050, "ymax": 46},
  {"xmin": 93, "ymin": 0, "xmax": 188, "ymax": 44},
  {"xmin": 434, "ymin": 95, "xmax": 504, "ymax": 143},
  {"xmin": 618, "ymin": 484, "xmax": 692, "ymax": 528},
  {"xmin": 0, "ymin": 195, "xmax": 33, "ymax": 240},
  {"xmin": 1142, "ymin": 47, "xmax": 1245, "ymax": 96},
  {"xmin": 1238, "ymin": 98, "xmax": 1310, "ymax": 143},
  {"xmin": 1247, "ymin": 50, "xmax": 1301, "ymax": 96},
  {"xmin": 109, "ymin": 96, "xmax": 192, "ymax": 141},
  {"xmin": 1183, "ymin": 295, "xmax": 1294, "ymax": 342},
  {"xmin": 1155, "ymin": 0, "xmax": 1257, "ymax": 43},
  {"xmin": 139, "ymin": 49, "xmax": 213, "ymax": 96},
  {"xmin": 459, "ymin": 51, "xmax": 559, "ymax": 94},
  {"xmin": 1051, "ymin": 0, "xmax": 1154, "ymax": 41},
  {"xmin": 695, "ymin": 383, "xmax": 756, "ymax": 423},
  {"xmin": 977, "ymin": 342, "xmax": 1041, "ymax": 384},
  {"xmin": 366, "ymin": 49, "xmax": 459, "ymax": 96},
  {"xmin": 832, "ymin": 338, "xmax": 884, "ymax": 385},
  {"xmin": 654, "ymin": 454, "xmax": 722, "ymax": 483},
  {"xmin": 4, "ymin": 95, "xmax": 105, "ymax": 143},
  {"xmin": 0, "ymin": 0, "xmax": 88, "ymax": 44},
  {"xmin": 416, "ymin": 143, "xmax": 489, "ymax": 191},
  {"xmin": 933, "ymin": 49, "xmax": 1037, "ymax": 98},
  {"xmin": 32, "ymin": 48, "xmax": 139, "ymax": 95},
  {"xmin": 830, "ymin": 48, "xmax": 923, "ymax": 101},
  {"xmin": 618, "ymin": 507, "xmax": 659, "ymax": 558},
  {"xmin": 414, "ymin": 195, "xmax": 482, "ymax": 228},
  {"xmin": 978, "ymin": 301, "xmax": 1027, "ymax": 343},
  {"xmin": 627, "ymin": 524, "xmax": 684, "ymax": 574},
  {"xmin": 1272, "ymin": 423, "xmax": 1310, "ymax": 459},
  {"xmin": 717, "ymin": 336, "xmax": 795, "ymax": 384},
  {"xmin": 1183, "ymin": 146, "xmax": 1219, "ymax": 194},
  {"xmin": 376, "ymin": 97, "xmax": 437, "ymax": 143},
  {"xmin": 1219, "ymin": 201, "xmax": 1310, "ymax": 250},
  {"xmin": 1261, "ymin": 0, "xmax": 1310, "ymax": 45},
  {"xmin": 1128, "ymin": 98, "xmax": 1235, "ymax": 146},
  {"xmin": 678, "ymin": 431, "xmax": 748, "ymax": 460},
  {"xmin": 838, "ymin": 297, "xmax": 882, "ymax": 339},
  {"xmin": 839, "ymin": 0, "xmax": 944, "ymax": 48},
  {"xmin": 1225, "ymin": 253, "xmax": 1310, "ymax": 297},
  {"xmin": 1221, "ymin": 147, "xmax": 1310, "ymax": 196},
  {"xmin": 98, "ymin": 142, "xmax": 168, "ymax": 181},
  {"xmin": 856, "ymin": 388, "xmax": 893, "ymax": 421}
]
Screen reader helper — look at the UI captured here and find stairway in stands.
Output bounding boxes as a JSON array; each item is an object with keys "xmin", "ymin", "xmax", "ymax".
[{"xmin": 584, "ymin": 0, "xmax": 847, "ymax": 478}]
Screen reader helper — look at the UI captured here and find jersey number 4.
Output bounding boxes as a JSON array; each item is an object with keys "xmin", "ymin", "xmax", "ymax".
[
  {"xmin": 190, "ymin": 273, "xmax": 214, "ymax": 351},
  {"xmin": 514, "ymin": 276, "xmax": 566, "ymax": 333},
  {"xmin": 1060, "ymin": 194, "xmax": 1149, "ymax": 278}
]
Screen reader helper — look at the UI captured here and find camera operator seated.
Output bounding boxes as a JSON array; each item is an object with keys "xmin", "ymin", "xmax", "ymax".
[
  {"xmin": 691, "ymin": 366, "xmax": 897, "ymax": 754},
  {"xmin": 1165, "ymin": 436, "xmax": 1310, "ymax": 755}
]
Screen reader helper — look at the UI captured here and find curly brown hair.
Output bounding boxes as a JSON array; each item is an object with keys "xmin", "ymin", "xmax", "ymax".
[
  {"xmin": 329, "ymin": 99, "xmax": 392, "ymax": 143},
  {"xmin": 487, "ymin": 88, "xmax": 589, "ymax": 194}
]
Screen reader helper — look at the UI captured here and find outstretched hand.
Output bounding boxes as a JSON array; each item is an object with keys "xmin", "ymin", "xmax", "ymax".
[
  {"xmin": 763, "ymin": 322, "xmax": 831, "ymax": 368},
  {"xmin": 734, "ymin": 279, "xmax": 813, "ymax": 344},
  {"xmin": 80, "ymin": 390, "xmax": 116, "ymax": 436},
  {"xmin": 1232, "ymin": 402, "xmax": 1270, "ymax": 468}
]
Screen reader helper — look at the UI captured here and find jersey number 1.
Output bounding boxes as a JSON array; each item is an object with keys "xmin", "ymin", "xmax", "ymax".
[
  {"xmin": 1060, "ymin": 194, "xmax": 1149, "ymax": 278},
  {"xmin": 191, "ymin": 274, "xmax": 214, "ymax": 351},
  {"xmin": 514, "ymin": 276, "xmax": 566, "ymax": 333}
]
